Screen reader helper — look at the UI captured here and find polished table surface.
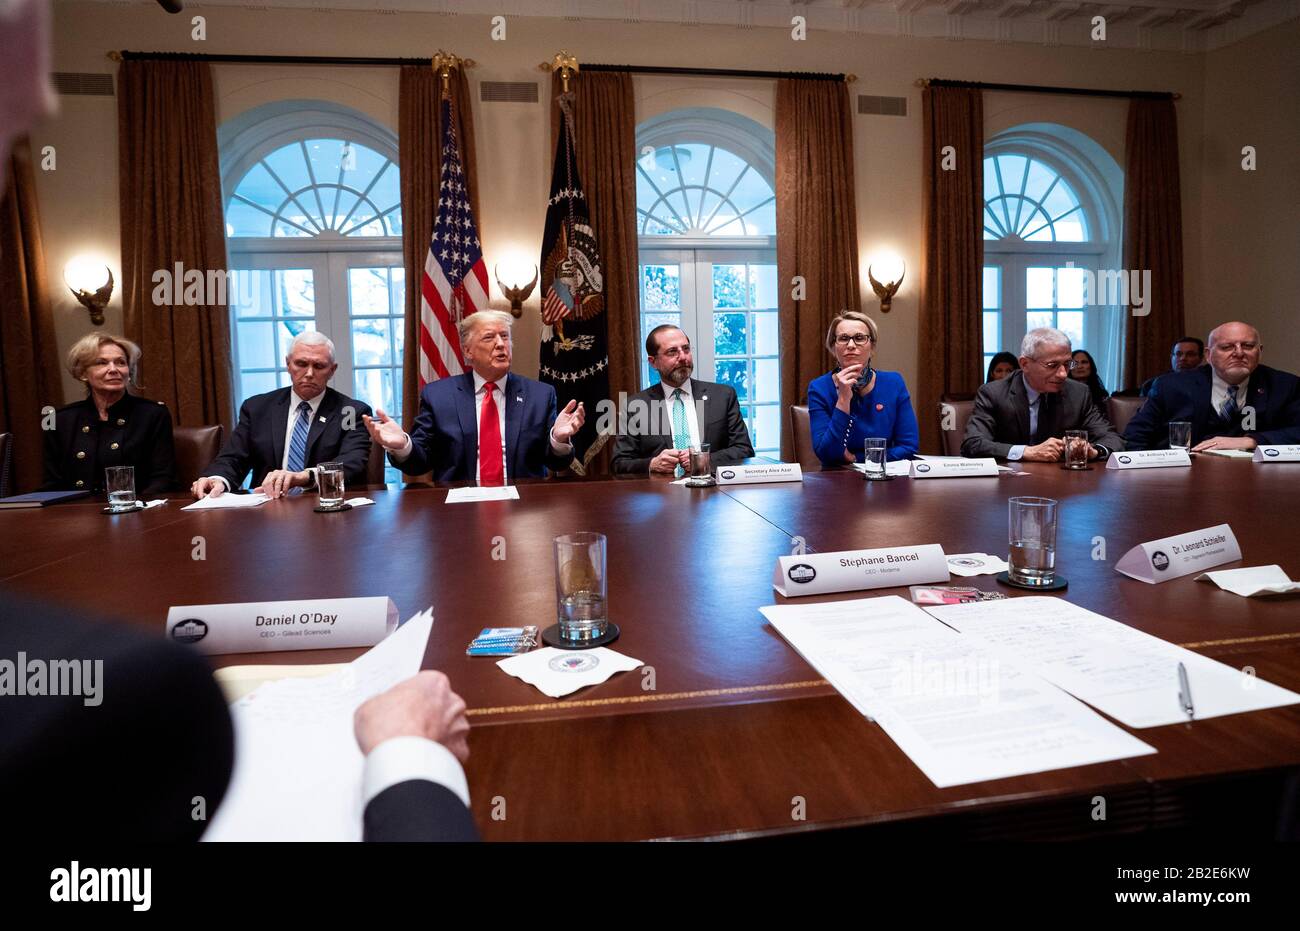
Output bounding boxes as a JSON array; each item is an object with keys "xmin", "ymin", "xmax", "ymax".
[{"xmin": 3, "ymin": 456, "xmax": 1299, "ymax": 840}]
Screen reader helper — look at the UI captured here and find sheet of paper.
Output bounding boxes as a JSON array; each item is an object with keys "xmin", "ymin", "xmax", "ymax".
[
  {"xmin": 497, "ymin": 647, "xmax": 643, "ymax": 698},
  {"xmin": 182, "ymin": 492, "xmax": 271, "ymax": 511},
  {"xmin": 203, "ymin": 609, "xmax": 434, "ymax": 841},
  {"xmin": 213, "ymin": 662, "xmax": 347, "ymax": 702},
  {"xmin": 1195, "ymin": 565, "xmax": 1300, "ymax": 597},
  {"xmin": 925, "ymin": 596, "xmax": 1300, "ymax": 727},
  {"xmin": 445, "ymin": 486, "xmax": 520, "ymax": 503},
  {"xmin": 1198, "ymin": 448, "xmax": 1255, "ymax": 459},
  {"xmin": 760, "ymin": 596, "xmax": 1155, "ymax": 787}
]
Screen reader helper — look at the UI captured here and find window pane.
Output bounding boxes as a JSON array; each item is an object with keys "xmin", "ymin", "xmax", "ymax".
[
  {"xmin": 1026, "ymin": 267, "xmax": 1054, "ymax": 308},
  {"xmin": 752, "ymin": 264, "xmax": 777, "ymax": 309},
  {"xmin": 983, "ymin": 355, "xmax": 994, "ymax": 379},
  {"xmin": 352, "ymin": 318, "xmax": 392, "ymax": 366},
  {"xmin": 743, "ymin": 199, "xmax": 776, "ymax": 236},
  {"xmin": 1054, "ymin": 214, "xmax": 1086, "ymax": 242},
  {"xmin": 277, "ymin": 270, "xmax": 315, "ymax": 316},
  {"xmin": 1058, "ymin": 311, "xmax": 1084, "ymax": 349},
  {"xmin": 754, "ymin": 311, "xmax": 778, "ymax": 356},
  {"xmin": 712, "ymin": 264, "xmax": 749, "ymax": 308},
  {"xmin": 1058, "ymin": 266, "xmax": 1086, "ymax": 308},
  {"xmin": 983, "ymin": 311, "xmax": 999, "ymax": 354},
  {"xmin": 1024, "ymin": 208, "xmax": 1055, "ymax": 242},
  {"xmin": 754, "ymin": 404, "xmax": 780, "ymax": 455},
  {"xmin": 715, "ymin": 359, "xmax": 748, "ymax": 401},
  {"xmin": 982, "ymin": 266, "xmax": 999, "ymax": 309},
  {"xmin": 1027, "ymin": 311, "xmax": 1054, "ymax": 331},
  {"xmin": 232, "ymin": 162, "xmax": 285, "ymax": 212},
  {"xmin": 714, "ymin": 312, "xmax": 746, "ymax": 356},
  {"xmin": 264, "ymin": 144, "xmax": 313, "ymax": 202},
  {"xmin": 1041, "ymin": 180, "xmax": 1079, "ymax": 219},
  {"xmin": 226, "ymin": 199, "xmax": 273, "ymax": 237},
  {"xmin": 1022, "ymin": 159, "xmax": 1056, "ymax": 202},
  {"xmin": 354, "ymin": 368, "xmax": 396, "ymax": 420},
  {"xmin": 705, "ymin": 147, "xmax": 746, "ymax": 197},
  {"xmin": 277, "ymin": 320, "xmax": 315, "ymax": 359},
  {"xmin": 997, "ymin": 156, "xmax": 1028, "ymax": 199},
  {"xmin": 349, "ymin": 267, "xmax": 389, "ymax": 316},
  {"xmin": 240, "ymin": 371, "xmax": 277, "ymax": 401},
  {"xmin": 389, "ymin": 267, "xmax": 406, "ymax": 316},
  {"xmin": 754, "ymin": 358, "xmax": 779, "ymax": 403},
  {"xmin": 303, "ymin": 139, "xmax": 346, "ymax": 188},
  {"xmin": 237, "ymin": 321, "xmax": 275, "ymax": 370},
  {"xmin": 642, "ymin": 265, "xmax": 680, "ymax": 311}
]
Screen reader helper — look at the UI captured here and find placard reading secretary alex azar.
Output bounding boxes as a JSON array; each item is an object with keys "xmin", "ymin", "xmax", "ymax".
[{"xmin": 365, "ymin": 310, "xmax": 585, "ymax": 483}]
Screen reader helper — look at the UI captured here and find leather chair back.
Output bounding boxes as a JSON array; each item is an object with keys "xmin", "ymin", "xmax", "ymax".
[{"xmin": 173, "ymin": 425, "xmax": 223, "ymax": 487}]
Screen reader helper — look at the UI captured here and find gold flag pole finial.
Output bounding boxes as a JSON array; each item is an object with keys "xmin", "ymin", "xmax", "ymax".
[
  {"xmin": 550, "ymin": 51, "xmax": 579, "ymax": 94},
  {"xmin": 431, "ymin": 50, "xmax": 460, "ymax": 98}
]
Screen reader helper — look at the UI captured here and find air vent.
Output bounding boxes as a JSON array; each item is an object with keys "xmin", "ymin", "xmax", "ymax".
[
  {"xmin": 52, "ymin": 72, "xmax": 115, "ymax": 96},
  {"xmin": 857, "ymin": 94, "xmax": 907, "ymax": 116},
  {"xmin": 480, "ymin": 81, "xmax": 538, "ymax": 104}
]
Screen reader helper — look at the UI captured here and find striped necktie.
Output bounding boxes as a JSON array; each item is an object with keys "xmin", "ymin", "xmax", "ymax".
[
  {"xmin": 287, "ymin": 401, "xmax": 312, "ymax": 472},
  {"xmin": 1220, "ymin": 384, "xmax": 1239, "ymax": 421},
  {"xmin": 671, "ymin": 388, "xmax": 690, "ymax": 479}
]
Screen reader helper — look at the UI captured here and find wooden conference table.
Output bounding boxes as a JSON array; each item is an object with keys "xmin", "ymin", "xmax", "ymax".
[{"xmin": 3, "ymin": 456, "xmax": 1299, "ymax": 841}]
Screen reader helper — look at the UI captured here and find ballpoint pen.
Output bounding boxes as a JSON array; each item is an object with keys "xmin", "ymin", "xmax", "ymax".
[{"xmin": 1177, "ymin": 662, "xmax": 1195, "ymax": 721}]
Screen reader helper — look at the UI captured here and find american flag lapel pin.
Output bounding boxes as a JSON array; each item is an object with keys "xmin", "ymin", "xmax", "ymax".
[
  {"xmin": 516, "ymin": 395, "xmax": 523, "ymax": 402},
  {"xmin": 318, "ymin": 415, "xmax": 327, "ymax": 423}
]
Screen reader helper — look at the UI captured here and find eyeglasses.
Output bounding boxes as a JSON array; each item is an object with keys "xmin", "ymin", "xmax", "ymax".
[
  {"xmin": 1029, "ymin": 358, "xmax": 1078, "ymax": 372},
  {"xmin": 1213, "ymin": 342, "xmax": 1258, "ymax": 353},
  {"xmin": 657, "ymin": 346, "xmax": 691, "ymax": 360},
  {"xmin": 835, "ymin": 334, "xmax": 874, "ymax": 346}
]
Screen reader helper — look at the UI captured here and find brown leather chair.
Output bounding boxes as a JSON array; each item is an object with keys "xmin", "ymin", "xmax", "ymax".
[
  {"xmin": 938, "ymin": 399, "xmax": 975, "ymax": 456},
  {"xmin": 0, "ymin": 432, "xmax": 12, "ymax": 498},
  {"xmin": 1106, "ymin": 395, "xmax": 1143, "ymax": 437},
  {"xmin": 173, "ymin": 425, "xmax": 223, "ymax": 488},
  {"xmin": 365, "ymin": 439, "xmax": 387, "ymax": 486},
  {"xmin": 788, "ymin": 405, "xmax": 821, "ymax": 472}
]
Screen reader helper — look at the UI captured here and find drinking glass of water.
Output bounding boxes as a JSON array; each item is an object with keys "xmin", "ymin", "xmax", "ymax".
[
  {"xmin": 1169, "ymin": 421, "xmax": 1192, "ymax": 451},
  {"xmin": 1063, "ymin": 430, "xmax": 1090, "ymax": 469},
  {"xmin": 105, "ymin": 466, "xmax": 136, "ymax": 512},
  {"xmin": 1008, "ymin": 496, "xmax": 1058, "ymax": 586},
  {"xmin": 317, "ymin": 461, "xmax": 345, "ymax": 509},
  {"xmin": 686, "ymin": 443, "xmax": 715, "ymax": 487},
  {"xmin": 863, "ymin": 437, "xmax": 888, "ymax": 481},
  {"xmin": 554, "ymin": 532, "xmax": 608, "ymax": 643}
]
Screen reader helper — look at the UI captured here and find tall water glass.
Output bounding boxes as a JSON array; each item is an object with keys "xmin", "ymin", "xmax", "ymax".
[{"xmin": 1008, "ymin": 496, "xmax": 1058, "ymax": 586}]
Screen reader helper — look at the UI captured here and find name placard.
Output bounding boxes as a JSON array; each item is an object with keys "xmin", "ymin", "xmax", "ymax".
[
  {"xmin": 165, "ymin": 596, "xmax": 398, "ymax": 655},
  {"xmin": 774, "ymin": 544, "xmax": 948, "ymax": 597},
  {"xmin": 911, "ymin": 458, "xmax": 999, "ymax": 479},
  {"xmin": 715, "ymin": 463, "xmax": 803, "ymax": 485},
  {"xmin": 1254, "ymin": 445, "xmax": 1300, "ymax": 462},
  {"xmin": 1106, "ymin": 449, "xmax": 1191, "ymax": 470},
  {"xmin": 1114, "ymin": 524, "xmax": 1241, "ymax": 584}
]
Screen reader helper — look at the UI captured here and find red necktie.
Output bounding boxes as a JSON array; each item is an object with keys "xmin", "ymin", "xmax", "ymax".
[{"xmin": 478, "ymin": 382, "xmax": 504, "ymax": 486}]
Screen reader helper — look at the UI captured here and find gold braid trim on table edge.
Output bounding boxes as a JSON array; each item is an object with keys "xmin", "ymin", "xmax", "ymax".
[
  {"xmin": 467, "ymin": 678, "xmax": 830, "ymax": 718},
  {"xmin": 1178, "ymin": 631, "xmax": 1300, "ymax": 650}
]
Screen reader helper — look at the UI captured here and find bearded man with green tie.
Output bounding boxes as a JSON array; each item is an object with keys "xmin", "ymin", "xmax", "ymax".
[{"xmin": 611, "ymin": 325, "xmax": 754, "ymax": 475}]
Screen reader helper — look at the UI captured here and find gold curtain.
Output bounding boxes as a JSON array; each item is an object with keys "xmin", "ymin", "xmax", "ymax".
[
  {"xmin": 117, "ymin": 60, "xmax": 232, "ymax": 429},
  {"xmin": 917, "ymin": 85, "xmax": 984, "ymax": 454},
  {"xmin": 1123, "ymin": 98, "xmax": 1185, "ymax": 389},
  {"xmin": 399, "ymin": 65, "xmax": 479, "ymax": 430},
  {"xmin": 775, "ymin": 78, "xmax": 861, "ymax": 463},
  {"xmin": 0, "ymin": 137, "xmax": 61, "ymax": 493}
]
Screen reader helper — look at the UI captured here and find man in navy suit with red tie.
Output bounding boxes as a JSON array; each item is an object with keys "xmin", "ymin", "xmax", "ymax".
[
  {"xmin": 1124, "ymin": 321, "xmax": 1300, "ymax": 451},
  {"xmin": 365, "ymin": 310, "xmax": 585, "ymax": 483}
]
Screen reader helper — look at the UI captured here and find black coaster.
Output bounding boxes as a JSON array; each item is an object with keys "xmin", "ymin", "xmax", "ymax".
[
  {"xmin": 541, "ymin": 622, "xmax": 620, "ymax": 650},
  {"xmin": 996, "ymin": 571, "xmax": 1068, "ymax": 591},
  {"xmin": 1058, "ymin": 464, "xmax": 1094, "ymax": 471},
  {"xmin": 862, "ymin": 472, "xmax": 894, "ymax": 482},
  {"xmin": 313, "ymin": 503, "xmax": 354, "ymax": 513},
  {"xmin": 103, "ymin": 505, "xmax": 143, "ymax": 514},
  {"xmin": 685, "ymin": 477, "xmax": 717, "ymax": 488}
]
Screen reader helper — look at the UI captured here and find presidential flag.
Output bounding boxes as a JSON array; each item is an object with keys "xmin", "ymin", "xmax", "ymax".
[
  {"xmin": 419, "ymin": 94, "xmax": 488, "ymax": 385},
  {"xmin": 539, "ymin": 91, "xmax": 610, "ymax": 471}
]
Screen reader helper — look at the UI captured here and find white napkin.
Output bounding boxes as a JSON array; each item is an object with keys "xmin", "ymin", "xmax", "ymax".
[
  {"xmin": 497, "ymin": 647, "xmax": 643, "ymax": 698},
  {"xmin": 344, "ymin": 497, "xmax": 375, "ymax": 507},
  {"xmin": 946, "ymin": 553, "xmax": 1010, "ymax": 577},
  {"xmin": 1195, "ymin": 565, "xmax": 1300, "ymax": 597}
]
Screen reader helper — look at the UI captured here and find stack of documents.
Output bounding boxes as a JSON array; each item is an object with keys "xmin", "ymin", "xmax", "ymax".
[{"xmin": 182, "ymin": 493, "xmax": 271, "ymax": 511}]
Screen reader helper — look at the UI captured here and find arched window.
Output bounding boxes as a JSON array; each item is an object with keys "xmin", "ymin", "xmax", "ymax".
[
  {"xmin": 219, "ymin": 104, "xmax": 404, "ymax": 482},
  {"xmin": 635, "ymin": 109, "xmax": 780, "ymax": 456},
  {"xmin": 981, "ymin": 126, "xmax": 1123, "ymax": 390}
]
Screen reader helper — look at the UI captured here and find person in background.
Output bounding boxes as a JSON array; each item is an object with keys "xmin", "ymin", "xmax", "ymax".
[
  {"xmin": 1069, "ymin": 349, "xmax": 1110, "ymax": 409},
  {"xmin": 42, "ymin": 332, "xmax": 175, "ymax": 496},
  {"xmin": 806, "ymin": 311, "xmax": 919, "ymax": 466},
  {"xmin": 986, "ymin": 352, "xmax": 1020, "ymax": 383},
  {"xmin": 1140, "ymin": 336, "xmax": 1206, "ymax": 397}
]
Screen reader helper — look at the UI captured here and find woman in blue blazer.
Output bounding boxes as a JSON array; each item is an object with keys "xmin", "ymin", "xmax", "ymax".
[{"xmin": 807, "ymin": 311, "xmax": 919, "ymax": 466}]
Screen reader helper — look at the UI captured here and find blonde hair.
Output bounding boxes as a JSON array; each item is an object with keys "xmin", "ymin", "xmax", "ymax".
[
  {"xmin": 825, "ymin": 311, "xmax": 878, "ymax": 353},
  {"xmin": 66, "ymin": 332, "xmax": 142, "ymax": 390},
  {"xmin": 458, "ymin": 310, "xmax": 514, "ymax": 351}
]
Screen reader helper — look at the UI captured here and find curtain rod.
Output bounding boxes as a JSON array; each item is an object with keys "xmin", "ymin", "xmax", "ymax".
[
  {"xmin": 560, "ymin": 63, "xmax": 855, "ymax": 83},
  {"xmin": 918, "ymin": 77, "xmax": 1178, "ymax": 100},
  {"xmin": 109, "ymin": 50, "xmax": 469, "ymax": 67}
]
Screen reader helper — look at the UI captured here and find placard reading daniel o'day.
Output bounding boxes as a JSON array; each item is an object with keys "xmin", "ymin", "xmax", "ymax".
[{"xmin": 165, "ymin": 596, "xmax": 398, "ymax": 655}]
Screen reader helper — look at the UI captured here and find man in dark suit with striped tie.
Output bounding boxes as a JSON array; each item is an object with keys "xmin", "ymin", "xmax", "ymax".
[
  {"xmin": 1124, "ymin": 321, "xmax": 1300, "ymax": 451},
  {"xmin": 191, "ymin": 332, "xmax": 372, "ymax": 498}
]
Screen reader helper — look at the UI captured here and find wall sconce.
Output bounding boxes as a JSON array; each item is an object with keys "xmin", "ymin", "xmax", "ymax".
[
  {"xmin": 64, "ymin": 257, "xmax": 114, "ymax": 326},
  {"xmin": 867, "ymin": 253, "xmax": 905, "ymax": 314},
  {"xmin": 494, "ymin": 262, "xmax": 538, "ymax": 319}
]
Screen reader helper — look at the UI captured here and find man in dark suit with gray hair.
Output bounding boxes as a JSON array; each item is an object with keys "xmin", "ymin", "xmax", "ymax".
[{"xmin": 962, "ymin": 327, "xmax": 1123, "ymax": 461}]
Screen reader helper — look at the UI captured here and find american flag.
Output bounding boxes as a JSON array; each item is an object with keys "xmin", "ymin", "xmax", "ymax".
[{"xmin": 419, "ymin": 94, "xmax": 488, "ymax": 385}]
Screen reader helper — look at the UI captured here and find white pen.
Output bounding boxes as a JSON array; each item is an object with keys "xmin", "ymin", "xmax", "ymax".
[{"xmin": 1177, "ymin": 662, "xmax": 1195, "ymax": 720}]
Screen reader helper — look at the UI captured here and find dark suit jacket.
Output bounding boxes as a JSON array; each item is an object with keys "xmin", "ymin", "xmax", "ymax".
[
  {"xmin": 1124, "ymin": 364, "xmax": 1300, "ymax": 450},
  {"xmin": 364, "ymin": 780, "xmax": 481, "ymax": 842},
  {"xmin": 0, "ymin": 594, "xmax": 233, "ymax": 841},
  {"xmin": 41, "ymin": 392, "xmax": 175, "ymax": 496},
  {"xmin": 204, "ymin": 386, "xmax": 372, "ymax": 490},
  {"xmin": 396, "ymin": 371, "xmax": 573, "ymax": 482},
  {"xmin": 961, "ymin": 370, "xmax": 1124, "ymax": 459},
  {"xmin": 611, "ymin": 379, "xmax": 754, "ymax": 474}
]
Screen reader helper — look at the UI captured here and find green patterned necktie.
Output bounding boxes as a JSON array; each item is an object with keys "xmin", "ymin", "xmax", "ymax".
[{"xmin": 671, "ymin": 388, "xmax": 690, "ymax": 478}]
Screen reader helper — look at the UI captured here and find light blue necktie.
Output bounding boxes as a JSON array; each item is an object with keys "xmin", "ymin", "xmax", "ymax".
[
  {"xmin": 671, "ymin": 388, "xmax": 690, "ymax": 479},
  {"xmin": 287, "ymin": 400, "xmax": 312, "ymax": 474}
]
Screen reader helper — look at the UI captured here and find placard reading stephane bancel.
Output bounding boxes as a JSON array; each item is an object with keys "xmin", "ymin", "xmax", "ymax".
[
  {"xmin": 773, "ymin": 545, "xmax": 948, "ymax": 597},
  {"xmin": 165, "ymin": 596, "xmax": 398, "ymax": 654}
]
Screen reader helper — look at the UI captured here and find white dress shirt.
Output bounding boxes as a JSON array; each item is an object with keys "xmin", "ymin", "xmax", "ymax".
[
  {"xmin": 392, "ymin": 371, "xmax": 573, "ymax": 483},
  {"xmin": 361, "ymin": 736, "xmax": 469, "ymax": 810},
  {"xmin": 208, "ymin": 389, "xmax": 323, "ymax": 492}
]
